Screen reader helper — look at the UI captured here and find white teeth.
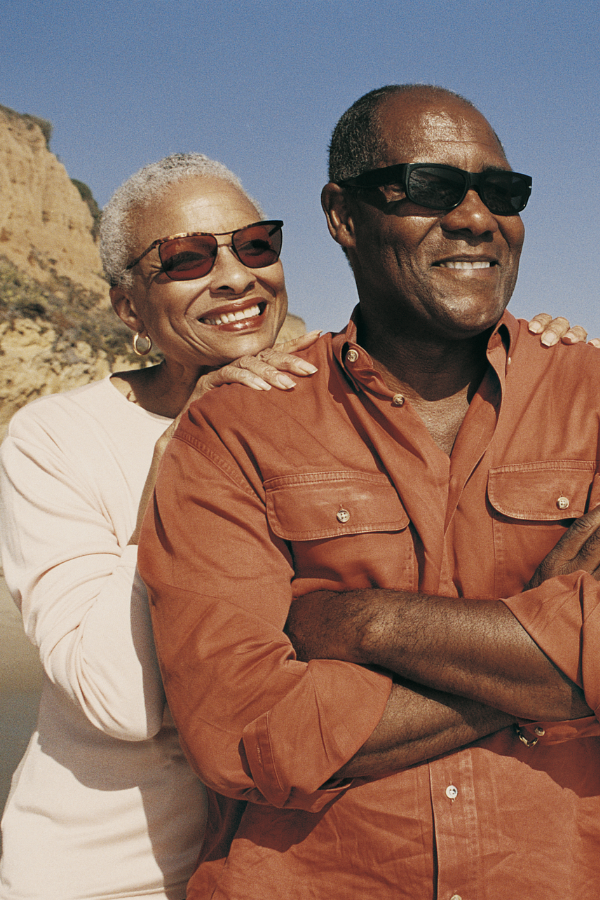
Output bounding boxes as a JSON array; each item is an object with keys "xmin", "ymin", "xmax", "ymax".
[
  {"xmin": 438, "ymin": 260, "xmax": 492, "ymax": 269},
  {"xmin": 203, "ymin": 304, "xmax": 261, "ymax": 326}
]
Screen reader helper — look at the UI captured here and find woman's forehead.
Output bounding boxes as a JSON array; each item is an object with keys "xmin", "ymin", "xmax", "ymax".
[{"xmin": 133, "ymin": 176, "xmax": 260, "ymax": 246}]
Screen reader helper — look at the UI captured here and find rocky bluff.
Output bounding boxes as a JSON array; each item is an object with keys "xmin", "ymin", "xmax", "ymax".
[{"xmin": 0, "ymin": 104, "xmax": 304, "ymax": 438}]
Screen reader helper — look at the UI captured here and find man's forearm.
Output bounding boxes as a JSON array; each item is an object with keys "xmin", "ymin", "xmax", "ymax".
[
  {"xmin": 336, "ymin": 677, "xmax": 514, "ymax": 779},
  {"xmin": 287, "ymin": 589, "xmax": 592, "ymax": 721}
]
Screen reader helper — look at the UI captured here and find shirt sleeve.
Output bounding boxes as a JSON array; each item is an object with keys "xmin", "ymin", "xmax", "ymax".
[
  {"xmin": 0, "ymin": 411, "xmax": 166, "ymax": 741},
  {"xmin": 140, "ymin": 428, "xmax": 392, "ymax": 813},
  {"xmin": 502, "ymin": 571, "xmax": 600, "ymax": 716}
]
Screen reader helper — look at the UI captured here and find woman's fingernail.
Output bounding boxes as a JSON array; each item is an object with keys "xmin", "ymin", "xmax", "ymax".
[
  {"xmin": 296, "ymin": 361, "xmax": 318, "ymax": 374},
  {"xmin": 541, "ymin": 332, "xmax": 558, "ymax": 347},
  {"xmin": 276, "ymin": 374, "xmax": 296, "ymax": 389},
  {"xmin": 529, "ymin": 321, "xmax": 543, "ymax": 333}
]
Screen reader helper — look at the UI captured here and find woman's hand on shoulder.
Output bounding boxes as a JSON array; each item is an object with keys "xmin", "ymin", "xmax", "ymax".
[
  {"xmin": 200, "ymin": 329, "xmax": 321, "ymax": 396},
  {"xmin": 528, "ymin": 313, "xmax": 600, "ymax": 348},
  {"xmin": 179, "ymin": 329, "xmax": 321, "ymax": 424}
]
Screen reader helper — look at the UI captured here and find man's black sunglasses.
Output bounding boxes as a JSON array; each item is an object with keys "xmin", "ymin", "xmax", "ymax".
[{"xmin": 337, "ymin": 163, "xmax": 532, "ymax": 216}]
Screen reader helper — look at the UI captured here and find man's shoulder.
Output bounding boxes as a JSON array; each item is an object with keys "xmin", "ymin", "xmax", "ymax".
[{"xmin": 511, "ymin": 317, "xmax": 600, "ymax": 382}]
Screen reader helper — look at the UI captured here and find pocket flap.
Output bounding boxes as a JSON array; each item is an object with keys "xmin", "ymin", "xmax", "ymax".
[
  {"xmin": 265, "ymin": 471, "xmax": 409, "ymax": 541},
  {"xmin": 487, "ymin": 461, "xmax": 594, "ymax": 521}
]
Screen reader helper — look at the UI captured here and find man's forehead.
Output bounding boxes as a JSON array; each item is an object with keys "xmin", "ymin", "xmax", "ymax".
[{"xmin": 377, "ymin": 94, "xmax": 506, "ymax": 165}]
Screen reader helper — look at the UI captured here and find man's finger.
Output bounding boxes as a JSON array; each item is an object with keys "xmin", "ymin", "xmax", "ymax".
[{"xmin": 552, "ymin": 505, "xmax": 600, "ymax": 562}]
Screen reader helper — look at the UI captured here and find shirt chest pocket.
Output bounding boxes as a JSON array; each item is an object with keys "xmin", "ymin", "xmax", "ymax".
[
  {"xmin": 487, "ymin": 461, "xmax": 597, "ymax": 597},
  {"xmin": 264, "ymin": 471, "xmax": 414, "ymax": 590}
]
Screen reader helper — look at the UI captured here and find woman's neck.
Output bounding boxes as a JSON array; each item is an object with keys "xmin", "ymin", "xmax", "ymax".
[{"xmin": 110, "ymin": 360, "xmax": 207, "ymax": 418}]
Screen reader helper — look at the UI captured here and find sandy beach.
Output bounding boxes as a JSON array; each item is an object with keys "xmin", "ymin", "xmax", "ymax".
[{"xmin": 0, "ymin": 575, "xmax": 42, "ymax": 837}]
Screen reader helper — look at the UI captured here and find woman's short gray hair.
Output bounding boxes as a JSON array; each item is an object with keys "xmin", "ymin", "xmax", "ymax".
[{"xmin": 99, "ymin": 153, "xmax": 264, "ymax": 288}]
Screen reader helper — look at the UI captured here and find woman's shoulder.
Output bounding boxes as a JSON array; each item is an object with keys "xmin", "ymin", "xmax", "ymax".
[{"xmin": 6, "ymin": 377, "xmax": 152, "ymax": 449}]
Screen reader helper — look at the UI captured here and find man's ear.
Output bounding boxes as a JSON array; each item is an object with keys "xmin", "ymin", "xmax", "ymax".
[
  {"xmin": 321, "ymin": 183, "xmax": 356, "ymax": 252},
  {"xmin": 110, "ymin": 285, "xmax": 144, "ymax": 335}
]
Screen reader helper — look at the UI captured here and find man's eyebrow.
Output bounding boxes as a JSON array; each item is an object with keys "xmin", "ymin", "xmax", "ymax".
[{"xmin": 480, "ymin": 164, "xmax": 513, "ymax": 172}]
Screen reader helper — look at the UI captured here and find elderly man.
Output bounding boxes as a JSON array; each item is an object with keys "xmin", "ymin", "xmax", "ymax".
[{"xmin": 139, "ymin": 85, "xmax": 600, "ymax": 899}]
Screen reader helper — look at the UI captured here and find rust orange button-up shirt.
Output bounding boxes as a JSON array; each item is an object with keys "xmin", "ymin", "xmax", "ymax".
[{"xmin": 140, "ymin": 312, "xmax": 600, "ymax": 900}]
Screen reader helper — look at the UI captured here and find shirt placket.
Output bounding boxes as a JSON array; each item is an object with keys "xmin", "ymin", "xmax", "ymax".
[{"xmin": 429, "ymin": 750, "xmax": 482, "ymax": 900}]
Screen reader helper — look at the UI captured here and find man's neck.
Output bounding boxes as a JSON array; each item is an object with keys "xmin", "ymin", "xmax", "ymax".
[{"xmin": 357, "ymin": 319, "xmax": 492, "ymax": 455}]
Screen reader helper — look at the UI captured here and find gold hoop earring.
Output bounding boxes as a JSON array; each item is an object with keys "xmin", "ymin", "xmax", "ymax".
[{"xmin": 133, "ymin": 332, "xmax": 152, "ymax": 357}]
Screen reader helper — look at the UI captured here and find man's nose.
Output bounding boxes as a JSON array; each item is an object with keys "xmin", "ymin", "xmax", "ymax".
[{"xmin": 440, "ymin": 189, "xmax": 500, "ymax": 237}]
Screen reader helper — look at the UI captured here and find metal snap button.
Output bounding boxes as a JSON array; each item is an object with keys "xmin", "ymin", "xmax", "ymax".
[
  {"xmin": 346, "ymin": 349, "xmax": 359, "ymax": 364},
  {"xmin": 534, "ymin": 726, "xmax": 546, "ymax": 736},
  {"xmin": 556, "ymin": 496, "xmax": 569, "ymax": 510},
  {"xmin": 336, "ymin": 508, "xmax": 350, "ymax": 523},
  {"xmin": 514, "ymin": 724, "xmax": 538, "ymax": 747}
]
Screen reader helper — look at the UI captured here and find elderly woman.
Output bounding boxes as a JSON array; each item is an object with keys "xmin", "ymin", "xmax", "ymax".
[
  {"xmin": 0, "ymin": 148, "xmax": 586, "ymax": 900},
  {"xmin": 0, "ymin": 153, "xmax": 318, "ymax": 900}
]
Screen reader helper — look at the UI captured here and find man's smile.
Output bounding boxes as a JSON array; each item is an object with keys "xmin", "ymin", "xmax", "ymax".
[{"xmin": 436, "ymin": 259, "xmax": 495, "ymax": 269}]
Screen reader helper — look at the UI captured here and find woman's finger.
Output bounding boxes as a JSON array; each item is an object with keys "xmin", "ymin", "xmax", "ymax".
[
  {"xmin": 254, "ymin": 349, "xmax": 318, "ymax": 376},
  {"xmin": 274, "ymin": 330, "xmax": 321, "ymax": 353},
  {"xmin": 559, "ymin": 324, "xmax": 588, "ymax": 345},
  {"xmin": 539, "ymin": 316, "xmax": 571, "ymax": 347},
  {"xmin": 528, "ymin": 313, "xmax": 553, "ymax": 334},
  {"xmin": 200, "ymin": 364, "xmax": 275, "ymax": 392}
]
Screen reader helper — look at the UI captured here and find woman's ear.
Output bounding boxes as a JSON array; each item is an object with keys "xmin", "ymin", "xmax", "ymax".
[
  {"xmin": 321, "ymin": 182, "xmax": 356, "ymax": 251},
  {"xmin": 110, "ymin": 285, "xmax": 145, "ymax": 334}
]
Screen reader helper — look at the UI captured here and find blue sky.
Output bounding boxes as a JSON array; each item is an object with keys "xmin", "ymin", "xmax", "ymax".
[{"xmin": 1, "ymin": 0, "xmax": 598, "ymax": 335}]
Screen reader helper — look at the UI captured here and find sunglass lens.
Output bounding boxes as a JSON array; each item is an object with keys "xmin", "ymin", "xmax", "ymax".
[
  {"xmin": 407, "ymin": 167, "xmax": 466, "ymax": 210},
  {"xmin": 482, "ymin": 172, "xmax": 530, "ymax": 214},
  {"xmin": 159, "ymin": 235, "xmax": 217, "ymax": 281},
  {"xmin": 234, "ymin": 223, "xmax": 282, "ymax": 268}
]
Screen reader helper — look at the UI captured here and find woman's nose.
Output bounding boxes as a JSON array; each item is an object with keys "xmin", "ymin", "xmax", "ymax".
[{"xmin": 210, "ymin": 244, "xmax": 255, "ymax": 292}]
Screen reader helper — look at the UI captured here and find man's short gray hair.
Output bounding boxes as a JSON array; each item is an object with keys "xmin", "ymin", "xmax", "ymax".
[
  {"xmin": 100, "ymin": 153, "xmax": 264, "ymax": 288},
  {"xmin": 328, "ymin": 84, "xmax": 502, "ymax": 184}
]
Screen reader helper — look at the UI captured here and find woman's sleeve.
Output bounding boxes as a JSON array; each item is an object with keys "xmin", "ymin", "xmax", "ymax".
[{"xmin": 0, "ymin": 410, "xmax": 166, "ymax": 740}]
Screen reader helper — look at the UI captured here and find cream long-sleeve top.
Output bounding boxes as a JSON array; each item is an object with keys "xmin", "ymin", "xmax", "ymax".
[{"xmin": 0, "ymin": 377, "xmax": 207, "ymax": 900}]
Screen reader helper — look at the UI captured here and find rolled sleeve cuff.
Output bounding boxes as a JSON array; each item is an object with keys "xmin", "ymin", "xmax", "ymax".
[
  {"xmin": 243, "ymin": 659, "xmax": 391, "ymax": 811},
  {"xmin": 501, "ymin": 571, "xmax": 600, "ymax": 716}
]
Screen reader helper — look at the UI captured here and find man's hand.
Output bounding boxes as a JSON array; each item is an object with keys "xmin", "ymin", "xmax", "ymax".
[{"xmin": 525, "ymin": 504, "xmax": 600, "ymax": 590}]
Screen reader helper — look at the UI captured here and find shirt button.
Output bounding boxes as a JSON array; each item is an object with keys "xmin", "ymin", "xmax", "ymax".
[
  {"xmin": 446, "ymin": 785, "xmax": 458, "ymax": 800},
  {"xmin": 556, "ymin": 496, "xmax": 569, "ymax": 510},
  {"xmin": 391, "ymin": 393, "xmax": 405, "ymax": 407},
  {"xmin": 336, "ymin": 508, "xmax": 350, "ymax": 523},
  {"xmin": 346, "ymin": 349, "xmax": 359, "ymax": 364},
  {"xmin": 450, "ymin": 895, "xmax": 462, "ymax": 900},
  {"xmin": 534, "ymin": 726, "xmax": 546, "ymax": 736}
]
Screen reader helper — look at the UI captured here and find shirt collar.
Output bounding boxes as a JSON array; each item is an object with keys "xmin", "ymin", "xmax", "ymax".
[{"xmin": 332, "ymin": 305, "xmax": 519, "ymax": 396}]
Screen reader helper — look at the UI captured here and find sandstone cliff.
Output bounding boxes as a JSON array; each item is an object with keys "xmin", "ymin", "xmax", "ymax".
[
  {"xmin": 0, "ymin": 104, "xmax": 107, "ymax": 299},
  {"xmin": 0, "ymin": 104, "xmax": 305, "ymax": 439}
]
